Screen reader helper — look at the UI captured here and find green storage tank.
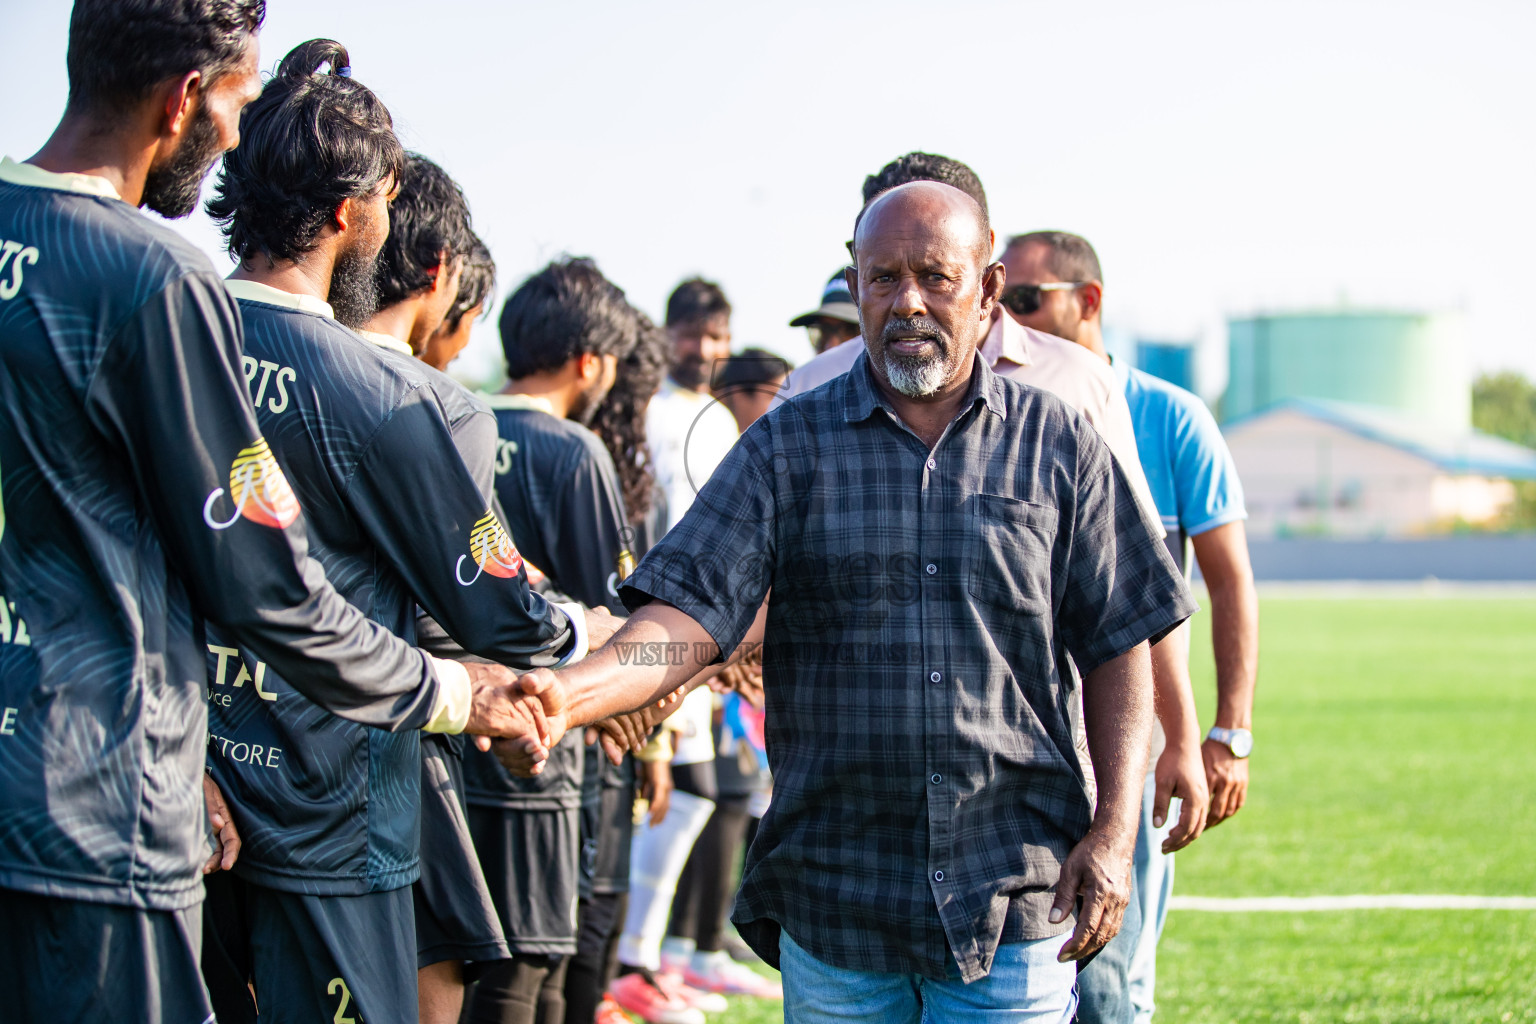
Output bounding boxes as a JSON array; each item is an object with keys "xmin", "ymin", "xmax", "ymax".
[{"xmin": 1225, "ymin": 311, "xmax": 1469, "ymax": 429}]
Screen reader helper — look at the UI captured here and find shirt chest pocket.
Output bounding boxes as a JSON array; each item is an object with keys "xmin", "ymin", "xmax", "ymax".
[{"xmin": 964, "ymin": 493, "xmax": 1058, "ymax": 615}]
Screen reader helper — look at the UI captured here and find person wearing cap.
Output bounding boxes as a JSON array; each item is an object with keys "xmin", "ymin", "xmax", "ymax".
[{"xmin": 789, "ymin": 271, "xmax": 862, "ymax": 355}]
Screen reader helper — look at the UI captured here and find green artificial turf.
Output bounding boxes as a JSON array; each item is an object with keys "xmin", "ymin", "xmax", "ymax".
[
  {"xmin": 1157, "ymin": 909, "xmax": 1536, "ymax": 1022},
  {"xmin": 1178, "ymin": 597, "xmax": 1536, "ymax": 897},
  {"xmin": 704, "ymin": 596, "xmax": 1536, "ymax": 1022}
]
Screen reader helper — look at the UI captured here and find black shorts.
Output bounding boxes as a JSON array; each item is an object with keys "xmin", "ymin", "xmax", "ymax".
[
  {"xmin": 415, "ymin": 734, "xmax": 510, "ymax": 975},
  {"xmin": 581, "ymin": 745, "xmax": 636, "ymax": 896},
  {"xmin": 469, "ymin": 800, "xmax": 581, "ymax": 956},
  {"xmin": 0, "ymin": 886, "xmax": 212, "ymax": 1024},
  {"xmin": 201, "ymin": 872, "xmax": 416, "ymax": 1024}
]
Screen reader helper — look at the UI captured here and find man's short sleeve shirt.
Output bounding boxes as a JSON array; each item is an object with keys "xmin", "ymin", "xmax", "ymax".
[
  {"xmin": 1116, "ymin": 362, "xmax": 1247, "ymax": 573},
  {"xmin": 622, "ymin": 351, "xmax": 1194, "ymax": 981}
]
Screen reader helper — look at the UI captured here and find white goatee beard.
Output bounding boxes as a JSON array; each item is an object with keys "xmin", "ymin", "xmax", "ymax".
[{"xmin": 884, "ymin": 353, "xmax": 949, "ymax": 397}]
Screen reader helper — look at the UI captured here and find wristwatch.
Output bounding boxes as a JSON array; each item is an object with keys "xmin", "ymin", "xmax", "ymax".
[{"xmin": 1207, "ymin": 726, "xmax": 1254, "ymax": 758}]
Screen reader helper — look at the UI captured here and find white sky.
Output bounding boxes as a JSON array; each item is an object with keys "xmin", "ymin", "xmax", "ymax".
[{"xmin": 3, "ymin": 0, "xmax": 1533, "ymax": 398}]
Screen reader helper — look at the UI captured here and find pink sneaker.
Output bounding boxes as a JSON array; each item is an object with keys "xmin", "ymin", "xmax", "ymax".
[
  {"xmin": 608, "ymin": 973, "xmax": 705, "ymax": 1024},
  {"xmin": 684, "ymin": 951, "xmax": 784, "ymax": 999},
  {"xmin": 595, "ymin": 999, "xmax": 635, "ymax": 1024},
  {"xmin": 655, "ymin": 970, "xmax": 729, "ymax": 1013}
]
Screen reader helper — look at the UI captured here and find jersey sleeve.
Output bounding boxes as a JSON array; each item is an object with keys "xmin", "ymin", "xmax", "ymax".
[
  {"xmin": 1172, "ymin": 398, "xmax": 1248, "ymax": 536},
  {"xmin": 87, "ymin": 272, "xmax": 445, "ymax": 730},
  {"xmin": 345, "ymin": 389, "xmax": 573, "ymax": 666},
  {"xmin": 545, "ymin": 446, "xmax": 632, "ymax": 615}
]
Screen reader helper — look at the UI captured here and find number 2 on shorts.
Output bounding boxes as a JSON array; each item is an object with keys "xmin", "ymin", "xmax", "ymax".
[{"xmin": 327, "ymin": 977, "xmax": 360, "ymax": 1024}]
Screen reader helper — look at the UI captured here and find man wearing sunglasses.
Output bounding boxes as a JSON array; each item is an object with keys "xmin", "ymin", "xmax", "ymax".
[{"xmin": 1002, "ymin": 231, "xmax": 1258, "ymax": 1024}]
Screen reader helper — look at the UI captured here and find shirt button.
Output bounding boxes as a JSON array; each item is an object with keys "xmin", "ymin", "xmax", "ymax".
[
  {"xmin": 934, "ymin": 870, "xmax": 945, "ymax": 882},
  {"xmin": 926, "ymin": 457, "xmax": 936, "ymax": 471},
  {"xmin": 930, "ymin": 773, "xmax": 942, "ymax": 785},
  {"xmin": 925, "ymin": 563, "xmax": 937, "ymax": 575},
  {"xmin": 930, "ymin": 671, "xmax": 941, "ymax": 683}
]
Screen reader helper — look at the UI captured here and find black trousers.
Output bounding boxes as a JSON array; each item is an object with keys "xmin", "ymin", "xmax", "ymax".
[
  {"xmin": 562, "ymin": 891, "xmax": 629, "ymax": 1024},
  {"xmin": 668, "ymin": 793, "xmax": 752, "ymax": 952},
  {"xmin": 465, "ymin": 952, "xmax": 568, "ymax": 1024}
]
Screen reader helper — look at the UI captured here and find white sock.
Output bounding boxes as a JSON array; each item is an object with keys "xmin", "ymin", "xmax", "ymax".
[
  {"xmin": 617, "ymin": 789, "xmax": 715, "ymax": 971},
  {"xmin": 661, "ymin": 935, "xmax": 696, "ymax": 967},
  {"xmin": 691, "ymin": 949, "xmax": 732, "ymax": 975}
]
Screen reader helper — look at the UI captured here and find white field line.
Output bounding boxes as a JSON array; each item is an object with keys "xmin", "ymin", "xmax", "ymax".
[{"xmin": 1171, "ymin": 895, "xmax": 1536, "ymax": 912}]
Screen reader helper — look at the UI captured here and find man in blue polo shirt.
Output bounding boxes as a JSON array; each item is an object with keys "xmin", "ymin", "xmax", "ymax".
[{"xmin": 1002, "ymin": 230, "xmax": 1259, "ymax": 1024}]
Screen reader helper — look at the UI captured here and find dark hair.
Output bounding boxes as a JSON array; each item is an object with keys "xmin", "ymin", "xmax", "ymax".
[
  {"xmin": 590, "ymin": 312, "xmax": 668, "ymax": 526},
  {"xmin": 713, "ymin": 348, "xmax": 792, "ymax": 392},
  {"xmin": 206, "ymin": 39, "xmax": 404, "ymax": 264},
  {"xmin": 861, "ymin": 151, "xmax": 989, "ymax": 217},
  {"xmin": 664, "ymin": 277, "xmax": 731, "ymax": 328},
  {"xmin": 374, "ymin": 153, "xmax": 475, "ymax": 307},
  {"xmin": 1005, "ymin": 230, "xmax": 1103, "ymax": 284},
  {"xmin": 498, "ymin": 257, "xmax": 639, "ymax": 381},
  {"xmin": 66, "ymin": 0, "xmax": 265, "ymax": 116},
  {"xmin": 445, "ymin": 237, "xmax": 496, "ymax": 333}
]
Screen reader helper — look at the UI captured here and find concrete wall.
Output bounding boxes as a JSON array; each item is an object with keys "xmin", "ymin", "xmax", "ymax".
[
  {"xmin": 1226, "ymin": 409, "xmax": 1440, "ymax": 536},
  {"xmin": 1215, "ymin": 536, "xmax": 1536, "ymax": 581}
]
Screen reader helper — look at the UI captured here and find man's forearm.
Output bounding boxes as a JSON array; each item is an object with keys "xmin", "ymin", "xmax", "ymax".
[
  {"xmin": 1150, "ymin": 625, "xmax": 1199, "ymax": 742},
  {"xmin": 1082, "ymin": 642, "xmax": 1155, "ymax": 834},
  {"xmin": 1194, "ymin": 523, "xmax": 1259, "ymax": 729},
  {"xmin": 560, "ymin": 603, "xmax": 721, "ymax": 728}
]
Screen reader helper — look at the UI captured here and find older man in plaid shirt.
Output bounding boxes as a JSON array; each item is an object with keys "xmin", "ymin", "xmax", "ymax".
[{"xmin": 512, "ymin": 180, "xmax": 1194, "ymax": 1023}]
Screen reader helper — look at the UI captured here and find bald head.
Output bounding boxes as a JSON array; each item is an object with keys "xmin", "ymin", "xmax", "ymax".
[
  {"xmin": 853, "ymin": 180, "xmax": 992, "ymax": 272},
  {"xmin": 845, "ymin": 180, "xmax": 1004, "ymax": 404}
]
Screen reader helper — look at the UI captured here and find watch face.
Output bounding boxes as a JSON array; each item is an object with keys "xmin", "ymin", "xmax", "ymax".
[{"xmin": 1230, "ymin": 730, "xmax": 1254, "ymax": 758}]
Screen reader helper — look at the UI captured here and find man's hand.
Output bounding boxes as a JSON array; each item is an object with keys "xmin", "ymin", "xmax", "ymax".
[
  {"xmin": 464, "ymin": 663, "xmax": 560, "ymax": 772},
  {"xmin": 1154, "ymin": 736, "xmax": 1210, "ymax": 853},
  {"xmin": 1050, "ymin": 825, "xmax": 1136, "ymax": 962},
  {"xmin": 585, "ymin": 606, "xmax": 624, "ymax": 650},
  {"xmin": 585, "ymin": 686, "xmax": 688, "ymax": 765},
  {"xmin": 712, "ymin": 646, "xmax": 764, "ymax": 709},
  {"xmin": 640, "ymin": 759, "xmax": 673, "ymax": 825},
  {"xmin": 1203, "ymin": 739, "xmax": 1250, "ymax": 826},
  {"xmin": 203, "ymin": 774, "xmax": 241, "ymax": 875},
  {"xmin": 492, "ymin": 734, "xmax": 551, "ymax": 778}
]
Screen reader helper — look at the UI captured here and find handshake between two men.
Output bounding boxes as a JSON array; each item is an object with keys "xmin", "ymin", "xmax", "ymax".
[{"xmin": 460, "ymin": 602, "xmax": 768, "ymax": 776}]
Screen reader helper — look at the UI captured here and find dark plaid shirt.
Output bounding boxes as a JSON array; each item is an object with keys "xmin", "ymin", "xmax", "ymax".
[{"xmin": 621, "ymin": 350, "xmax": 1194, "ymax": 982}]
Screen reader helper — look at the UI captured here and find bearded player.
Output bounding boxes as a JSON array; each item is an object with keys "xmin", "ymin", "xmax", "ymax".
[{"xmin": 0, "ymin": 5, "xmax": 549, "ymax": 1022}]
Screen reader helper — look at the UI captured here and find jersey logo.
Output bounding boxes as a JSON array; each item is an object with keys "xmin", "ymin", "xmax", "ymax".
[
  {"xmin": 455, "ymin": 508, "xmax": 523, "ymax": 585},
  {"xmin": 0, "ymin": 238, "xmax": 39, "ymax": 302},
  {"xmin": 203, "ymin": 439, "xmax": 301, "ymax": 530}
]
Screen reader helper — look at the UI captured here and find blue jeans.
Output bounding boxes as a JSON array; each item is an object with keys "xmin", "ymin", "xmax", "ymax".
[
  {"xmin": 1070, "ymin": 858, "xmax": 1140, "ymax": 1024},
  {"xmin": 1074, "ymin": 773, "xmax": 1173, "ymax": 1023},
  {"xmin": 1128, "ymin": 773, "xmax": 1176, "ymax": 1023},
  {"xmin": 780, "ymin": 928, "xmax": 1078, "ymax": 1024}
]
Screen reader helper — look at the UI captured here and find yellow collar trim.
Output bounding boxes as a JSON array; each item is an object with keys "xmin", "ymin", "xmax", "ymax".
[
  {"xmin": 223, "ymin": 279, "xmax": 335, "ymax": 319},
  {"xmin": 353, "ymin": 329, "xmax": 414, "ymax": 357},
  {"xmin": 480, "ymin": 392, "xmax": 556, "ymax": 416},
  {"xmin": 0, "ymin": 156, "xmax": 122, "ymax": 200}
]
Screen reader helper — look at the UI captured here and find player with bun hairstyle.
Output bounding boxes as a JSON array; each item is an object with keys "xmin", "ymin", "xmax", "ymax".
[
  {"xmin": 199, "ymin": 40, "xmax": 622, "ymax": 1024},
  {"xmin": 0, "ymin": 5, "xmax": 549, "ymax": 1021}
]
